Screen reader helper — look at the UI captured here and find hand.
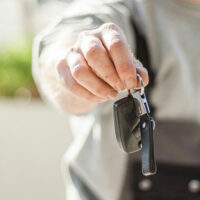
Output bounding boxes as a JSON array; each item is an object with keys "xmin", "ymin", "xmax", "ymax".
[{"xmin": 57, "ymin": 23, "xmax": 149, "ymax": 104}]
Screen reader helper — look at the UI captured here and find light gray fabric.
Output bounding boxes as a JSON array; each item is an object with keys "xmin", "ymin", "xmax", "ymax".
[{"xmin": 32, "ymin": 0, "xmax": 200, "ymax": 199}]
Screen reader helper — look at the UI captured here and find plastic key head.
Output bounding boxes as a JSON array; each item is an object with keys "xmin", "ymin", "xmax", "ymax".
[
  {"xmin": 113, "ymin": 74, "xmax": 157, "ymax": 176},
  {"xmin": 113, "ymin": 95, "xmax": 142, "ymax": 153}
]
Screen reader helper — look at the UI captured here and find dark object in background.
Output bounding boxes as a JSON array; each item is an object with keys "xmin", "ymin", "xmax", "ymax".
[{"xmin": 121, "ymin": 161, "xmax": 200, "ymax": 200}]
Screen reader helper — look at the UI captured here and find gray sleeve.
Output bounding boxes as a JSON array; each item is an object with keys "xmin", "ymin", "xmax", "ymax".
[{"xmin": 32, "ymin": 0, "xmax": 135, "ymax": 83}]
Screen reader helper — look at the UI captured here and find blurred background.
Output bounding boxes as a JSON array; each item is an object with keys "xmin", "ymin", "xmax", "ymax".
[{"xmin": 0, "ymin": 0, "xmax": 72, "ymax": 199}]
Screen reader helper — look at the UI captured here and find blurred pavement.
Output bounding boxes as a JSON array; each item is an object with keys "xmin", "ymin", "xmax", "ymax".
[{"xmin": 0, "ymin": 99, "xmax": 72, "ymax": 200}]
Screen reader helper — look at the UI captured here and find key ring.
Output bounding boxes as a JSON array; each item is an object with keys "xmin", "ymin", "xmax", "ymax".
[
  {"xmin": 136, "ymin": 74, "xmax": 145, "ymax": 96},
  {"xmin": 128, "ymin": 74, "xmax": 150, "ymax": 114},
  {"xmin": 128, "ymin": 74, "xmax": 145, "ymax": 96}
]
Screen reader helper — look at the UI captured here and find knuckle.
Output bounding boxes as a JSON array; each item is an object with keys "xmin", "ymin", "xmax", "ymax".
[
  {"xmin": 79, "ymin": 31, "xmax": 89, "ymax": 38},
  {"xmin": 66, "ymin": 47, "xmax": 77, "ymax": 60},
  {"xmin": 103, "ymin": 71, "xmax": 118, "ymax": 83},
  {"xmin": 67, "ymin": 46, "xmax": 75, "ymax": 54},
  {"xmin": 66, "ymin": 46, "xmax": 79, "ymax": 58},
  {"xmin": 102, "ymin": 22, "xmax": 119, "ymax": 31},
  {"xmin": 77, "ymin": 31, "xmax": 90, "ymax": 41},
  {"xmin": 85, "ymin": 43, "xmax": 102, "ymax": 59},
  {"xmin": 109, "ymin": 39, "xmax": 125, "ymax": 52},
  {"xmin": 71, "ymin": 64, "xmax": 88, "ymax": 79}
]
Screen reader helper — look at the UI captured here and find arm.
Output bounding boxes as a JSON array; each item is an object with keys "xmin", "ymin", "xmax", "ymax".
[{"xmin": 32, "ymin": 0, "xmax": 149, "ymax": 114}]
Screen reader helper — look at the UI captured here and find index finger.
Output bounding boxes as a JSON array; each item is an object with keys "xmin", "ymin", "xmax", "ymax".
[{"xmin": 99, "ymin": 23, "xmax": 137, "ymax": 89}]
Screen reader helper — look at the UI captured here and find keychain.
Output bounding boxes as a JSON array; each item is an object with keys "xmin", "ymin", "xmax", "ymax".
[{"xmin": 113, "ymin": 74, "xmax": 157, "ymax": 176}]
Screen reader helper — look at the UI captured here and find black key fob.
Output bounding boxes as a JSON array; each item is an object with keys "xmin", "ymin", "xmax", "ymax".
[
  {"xmin": 113, "ymin": 95, "xmax": 141, "ymax": 153},
  {"xmin": 113, "ymin": 74, "xmax": 157, "ymax": 176}
]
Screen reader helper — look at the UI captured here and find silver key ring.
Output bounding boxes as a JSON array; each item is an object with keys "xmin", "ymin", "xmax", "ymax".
[
  {"xmin": 128, "ymin": 74, "xmax": 145, "ymax": 96},
  {"xmin": 136, "ymin": 74, "xmax": 145, "ymax": 96}
]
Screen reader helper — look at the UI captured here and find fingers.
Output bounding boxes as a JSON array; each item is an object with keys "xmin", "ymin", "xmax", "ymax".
[
  {"xmin": 100, "ymin": 23, "xmax": 137, "ymax": 89},
  {"xmin": 57, "ymin": 59, "xmax": 104, "ymax": 103},
  {"xmin": 66, "ymin": 49, "xmax": 118, "ymax": 100},
  {"xmin": 80, "ymin": 35, "xmax": 125, "ymax": 91},
  {"xmin": 57, "ymin": 23, "xmax": 149, "ymax": 104}
]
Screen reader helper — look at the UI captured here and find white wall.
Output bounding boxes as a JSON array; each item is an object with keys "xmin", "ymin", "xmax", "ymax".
[{"xmin": 0, "ymin": 100, "xmax": 72, "ymax": 200}]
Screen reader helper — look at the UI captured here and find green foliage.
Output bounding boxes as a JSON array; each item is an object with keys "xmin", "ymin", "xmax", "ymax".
[{"xmin": 0, "ymin": 40, "xmax": 39, "ymax": 98}]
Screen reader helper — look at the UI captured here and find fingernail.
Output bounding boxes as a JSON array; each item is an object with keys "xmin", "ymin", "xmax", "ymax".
[
  {"xmin": 125, "ymin": 77, "xmax": 136, "ymax": 89},
  {"xmin": 116, "ymin": 81, "xmax": 125, "ymax": 91},
  {"xmin": 107, "ymin": 90, "xmax": 118, "ymax": 99}
]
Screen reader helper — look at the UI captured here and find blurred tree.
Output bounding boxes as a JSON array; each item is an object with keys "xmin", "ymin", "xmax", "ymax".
[{"xmin": 0, "ymin": 40, "xmax": 39, "ymax": 98}]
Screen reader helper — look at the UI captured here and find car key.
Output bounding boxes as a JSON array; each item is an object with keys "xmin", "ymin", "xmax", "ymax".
[{"xmin": 113, "ymin": 74, "xmax": 156, "ymax": 176}]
